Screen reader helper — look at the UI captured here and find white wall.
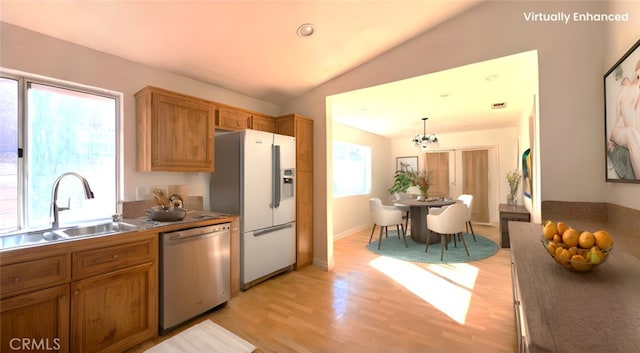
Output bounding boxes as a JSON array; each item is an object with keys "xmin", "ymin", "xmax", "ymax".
[
  {"xmin": 332, "ymin": 123, "xmax": 391, "ymax": 238},
  {"xmin": 604, "ymin": 2, "xmax": 640, "ymax": 209},
  {"xmin": 390, "ymin": 126, "xmax": 519, "ymax": 223},
  {"xmin": 281, "ymin": 1, "xmax": 639, "ymax": 269},
  {"xmin": 0, "ymin": 22, "xmax": 280, "ymax": 210},
  {"xmin": 518, "ymin": 95, "xmax": 537, "ymax": 215}
]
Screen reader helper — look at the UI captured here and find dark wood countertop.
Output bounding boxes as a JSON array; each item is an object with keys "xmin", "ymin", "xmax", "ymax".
[{"xmin": 509, "ymin": 222, "xmax": 640, "ymax": 353}]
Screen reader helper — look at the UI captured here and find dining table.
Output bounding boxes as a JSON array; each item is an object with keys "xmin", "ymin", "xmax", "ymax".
[{"xmin": 394, "ymin": 198, "xmax": 457, "ymax": 243}]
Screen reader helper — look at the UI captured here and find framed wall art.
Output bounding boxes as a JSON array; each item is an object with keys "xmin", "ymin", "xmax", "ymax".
[
  {"xmin": 604, "ymin": 38, "xmax": 640, "ymax": 183},
  {"xmin": 396, "ymin": 156, "xmax": 418, "ymax": 172}
]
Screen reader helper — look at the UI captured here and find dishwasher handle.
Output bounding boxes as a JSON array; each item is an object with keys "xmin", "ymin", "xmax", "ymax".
[{"xmin": 162, "ymin": 223, "xmax": 230, "ymax": 243}]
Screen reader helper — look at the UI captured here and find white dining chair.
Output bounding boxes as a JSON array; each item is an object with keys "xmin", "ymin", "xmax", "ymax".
[
  {"xmin": 425, "ymin": 202, "xmax": 469, "ymax": 260},
  {"xmin": 457, "ymin": 194, "xmax": 476, "ymax": 242},
  {"xmin": 392, "ymin": 193, "xmax": 411, "ymax": 232},
  {"xmin": 368, "ymin": 197, "xmax": 407, "ymax": 249}
]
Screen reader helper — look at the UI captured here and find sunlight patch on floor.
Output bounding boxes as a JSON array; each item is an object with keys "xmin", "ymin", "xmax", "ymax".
[{"xmin": 369, "ymin": 256, "xmax": 478, "ymax": 324}]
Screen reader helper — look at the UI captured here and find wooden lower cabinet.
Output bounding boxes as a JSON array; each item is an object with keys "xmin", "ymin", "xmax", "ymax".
[
  {"xmin": 1, "ymin": 284, "xmax": 70, "ymax": 353},
  {"xmin": 70, "ymin": 262, "xmax": 156, "ymax": 353},
  {"xmin": 0, "ymin": 232, "xmax": 158, "ymax": 353}
]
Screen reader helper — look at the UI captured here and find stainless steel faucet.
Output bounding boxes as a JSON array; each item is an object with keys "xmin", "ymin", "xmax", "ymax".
[{"xmin": 50, "ymin": 172, "xmax": 95, "ymax": 229}]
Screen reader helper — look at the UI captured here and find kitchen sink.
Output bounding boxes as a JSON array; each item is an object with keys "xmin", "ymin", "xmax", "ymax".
[
  {"xmin": 61, "ymin": 222, "xmax": 138, "ymax": 237},
  {"xmin": 1, "ymin": 222, "xmax": 139, "ymax": 250}
]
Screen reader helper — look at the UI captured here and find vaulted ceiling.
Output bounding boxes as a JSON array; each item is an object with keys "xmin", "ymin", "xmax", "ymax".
[{"xmin": 1, "ymin": 1, "xmax": 536, "ymax": 138}]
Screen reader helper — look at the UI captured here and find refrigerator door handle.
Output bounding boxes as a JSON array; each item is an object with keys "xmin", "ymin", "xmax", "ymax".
[
  {"xmin": 272, "ymin": 144, "xmax": 281, "ymax": 208},
  {"xmin": 253, "ymin": 222, "xmax": 293, "ymax": 237}
]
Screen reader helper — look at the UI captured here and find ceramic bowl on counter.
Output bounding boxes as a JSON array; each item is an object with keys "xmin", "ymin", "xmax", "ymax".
[
  {"xmin": 541, "ymin": 239, "xmax": 612, "ymax": 272},
  {"xmin": 148, "ymin": 206, "xmax": 187, "ymax": 222}
]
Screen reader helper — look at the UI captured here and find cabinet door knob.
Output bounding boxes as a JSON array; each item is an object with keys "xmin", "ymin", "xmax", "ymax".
[
  {"xmin": 60, "ymin": 294, "xmax": 67, "ymax": 300},
  {"xmin": 112, "ymin": 254, "xmax": 119, "ymax": 259},
  {"xmin": 74, "ymin": 290, "xmax": 80, "ymax": 295},
  {"xmin": 13, "ymin": 277, "xmax": 21, "ymax": 283}
]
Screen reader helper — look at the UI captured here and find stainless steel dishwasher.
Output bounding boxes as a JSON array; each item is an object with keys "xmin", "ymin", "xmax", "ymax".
[{"xmin": 159, "ymin": 223, "xmax": 231, "ymax": 332}]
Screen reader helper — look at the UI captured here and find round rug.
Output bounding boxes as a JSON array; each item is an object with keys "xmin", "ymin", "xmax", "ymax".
[{"xmin": 366, "ymin": 232, "xmax": 498, "ymax": 264}]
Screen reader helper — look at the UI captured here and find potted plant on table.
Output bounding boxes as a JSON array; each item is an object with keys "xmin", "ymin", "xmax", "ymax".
[
  {"xmin": 388, "ymin": 169, "xmax": 433, "ymax": 200},
  {"xmin": 388, "ymin": 169, "xmax": 414, "ymax": 194},
  {"xmin": 506, "ymin": 169, "xmax": 521, "ymax": 205},
  {"xmin": 412, "ymin": 170, "xmax": 433, "ymax": 200}
]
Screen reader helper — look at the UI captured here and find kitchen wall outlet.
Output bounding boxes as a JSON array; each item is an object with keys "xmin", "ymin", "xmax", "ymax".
[{"xmin": 136, "ymin": 186, "xmax": 148, "ymax": 201}]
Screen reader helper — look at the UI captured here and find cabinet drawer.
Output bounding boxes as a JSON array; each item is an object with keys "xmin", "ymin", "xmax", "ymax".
[
  {"xmin": 72, "ymin": 239, "xmax": 155, "ymax": 279},
  {"xmin": 1, "ymin": 254, "xmax": 69, "ymax": 298},
  {"xmin": 503, "ymin": 213, "xmax": 530, "ymax": 222}
]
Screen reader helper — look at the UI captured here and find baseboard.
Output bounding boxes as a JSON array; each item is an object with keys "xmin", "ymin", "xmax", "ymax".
[
  {"xmin": 312, "ymin": 257, "xmax": 334, "ymax": 272},
  {"xmin": 333, "ymin": 224, "xmax": 370, "ymax": 241}
]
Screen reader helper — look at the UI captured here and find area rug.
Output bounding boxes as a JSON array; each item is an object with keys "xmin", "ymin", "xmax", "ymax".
[
  {"xmin": 144, "ymin": 320, "xmax": 256, "ymax": 353},
  {"xmin": 366, "ymin": 232, "xmax": 498, "ymax": 264}
]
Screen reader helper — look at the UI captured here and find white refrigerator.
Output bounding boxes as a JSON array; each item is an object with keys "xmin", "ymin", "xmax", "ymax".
[{"xmin": 210, "ymin": 129, "xmax": 296, "ymax": 289}]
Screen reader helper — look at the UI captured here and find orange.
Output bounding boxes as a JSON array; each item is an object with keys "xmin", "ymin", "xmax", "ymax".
[
  {"xmin": 568, "ymin": 246, "xmax": 578, "ymax": 257},
  {"xmin": 543, "ymin": 222, "xmax": 557, "ymax": 240},
  {"xmin": 594, "ymin": 230, "xmax": 613, "ymax": 249},
  {"xmin": 578, "ymin": 231, "xmax": 595, "ymax": 249},
  {"xmin": 556, "ymin": 248, "xmax": 571, "ymax": 265},
  {"xmin": 557, "ymin": 222, "xmax": 569, "ymax": 235},
  {"xmin": 555, "ymin": 246, "xmax": 564, "ymax": 258},
  {"xmin": 570, "ymin": 255, "xmax": 591, "ymax": 272},
  {"xmin": 547, "ymin": 242, "xmax": 557, "ymax": 255},
  {"xmin": 553, "ymin": 234, "xmax": 562, "ymax": 243},
  {"xmin": 562, "ymin": 228, "xmax": 580, "ymax": 247}
]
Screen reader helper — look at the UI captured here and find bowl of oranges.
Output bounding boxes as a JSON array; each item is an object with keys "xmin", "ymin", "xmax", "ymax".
[{"xmin": 541, "ymin": 221, "xmax": 614, "ymax": 272}]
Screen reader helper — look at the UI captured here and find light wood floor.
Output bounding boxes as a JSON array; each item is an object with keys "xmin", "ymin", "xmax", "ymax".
[{"xmin": 129, "ymin": 223, "xmax": 517, "ymax": 353}]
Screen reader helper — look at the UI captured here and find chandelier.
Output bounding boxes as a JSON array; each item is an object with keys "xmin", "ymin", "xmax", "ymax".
[{"xmin": 412, "ymin": 117, "xmax": 438, "ymax": 149}]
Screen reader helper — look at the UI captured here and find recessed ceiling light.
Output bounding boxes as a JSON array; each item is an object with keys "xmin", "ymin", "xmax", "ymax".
[
  {"xmin": 485, "ymin": 74, "xmax": 499, "ymax": 81},
  {"xmin": 297, "ymin": 23, "xmax": 315, "ymax": 37},
  {"xmin": 439, "ymin": 93, "xmax": 451, "ymax": 98}
]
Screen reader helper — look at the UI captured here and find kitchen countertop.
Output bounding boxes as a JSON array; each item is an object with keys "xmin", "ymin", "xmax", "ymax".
[
  {"xmin": 0, "ymin": 210, "xmax": 237, "ymax": 252},
  {"xmin": 509, "ymin": 221, "xmax": 640, "ymax": 353},
  {"xmin": 125, "ymin": 210, "xmax": 235, "ymax": 231}
]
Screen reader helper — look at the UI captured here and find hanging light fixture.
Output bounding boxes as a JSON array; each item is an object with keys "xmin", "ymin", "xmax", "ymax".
[{"xmin": 412, "ymin": 117, "xmax": 438, "ymax": 149}]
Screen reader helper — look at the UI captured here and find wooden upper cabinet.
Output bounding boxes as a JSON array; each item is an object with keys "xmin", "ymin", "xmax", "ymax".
[
  {"xmin": 277, "ymin": 114, "xmax": 313, "ymax": 172},
  {"xmin": 135, "ymin": 86, "xmax": 215, "ymax": 172},
  {"xmin": 216, "ymin": 107, "xmax": 250, "ymax": 130},
  {"xmin": 250, "ymin": 114, "xmax": 277, "ymax": 133}
]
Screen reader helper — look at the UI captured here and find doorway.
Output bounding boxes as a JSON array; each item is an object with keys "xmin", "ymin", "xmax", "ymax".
[
  {"xmin": 424, "ymin": 152, "xmax": 450, "ymax": 198},
  {"xmin": 462, "ymin": 149, "xmax": 489, "ymax": 223}
]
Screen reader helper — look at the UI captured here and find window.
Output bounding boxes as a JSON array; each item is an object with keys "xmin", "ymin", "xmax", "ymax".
[
  {"xmin": 0, "ymin": 72, "xmax": 120, "ymax": 233},
  {"xmin": 0, "ymin": 78, "xmax": 18, "ymax": 231},
  {"xmin": 333, "ymin": 141, "xmax": 371, "ymax": 197}
]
